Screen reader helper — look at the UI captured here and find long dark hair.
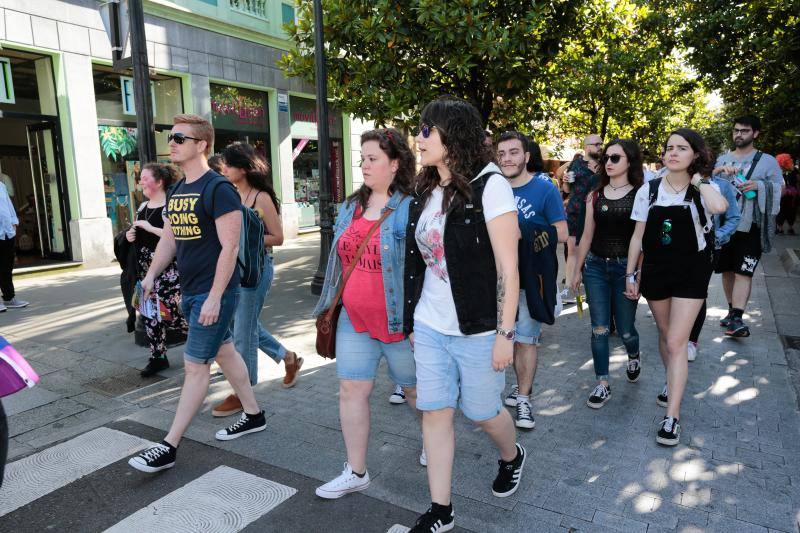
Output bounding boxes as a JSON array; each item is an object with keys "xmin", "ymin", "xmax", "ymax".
[
  {"xmin": 349, "ymin": 128, "xmax": 416, "ymax": 214},
  {"xmin": 415, "ymin": 97, "xmax": 493, "ymax": 211},
  {"xmin": 222, "ymin": 142, "xmax": 280, "ymax": 214},
  {"xmin": 596, "ymin": 139, "xmax": 644, "ymax": 191},
  {"xmin": 662, "ymin": 128, "xmax": 714, "ymax": 177}
]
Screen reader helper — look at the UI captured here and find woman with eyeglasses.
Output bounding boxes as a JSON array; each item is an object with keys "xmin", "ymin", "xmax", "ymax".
[
  {"xmin": 125, "ymin": 163, "xmax": 188, "ymax": 377},
  {"xmin": 405, "ymin": 97, "xmax": 524, "ymax": 532},
  {"xmin": 312, "ymin": 128, "xmax": 420, "ymax": 499},
  {"xmin": 626, "ymin": 129, "xmax": 727, "ymax": 446},
  {"xmin": 570, "ymin": 140, "xmax": 644, "ymax": 409},
  {"xmin": 211, "ymin": 142, "xmax": 304, "ymax": 419}
]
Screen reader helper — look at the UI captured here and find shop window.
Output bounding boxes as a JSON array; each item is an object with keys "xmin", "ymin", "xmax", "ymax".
[
  {"xmin": 0, "ymin": 50, "xmax": 57, "ymax": 115},
  {"xmin": 210, "ymin": 83, "xmax": 271, "ymax": 163}
]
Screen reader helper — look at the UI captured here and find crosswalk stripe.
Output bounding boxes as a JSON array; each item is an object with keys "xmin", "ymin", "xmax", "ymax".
[
  {"xmin": 104, "ymin": 465, "xmax": 296, "ymax": 533},
  {"xmin": 0, "ymin": 427, "xmax": 150, "ymax": 516}
]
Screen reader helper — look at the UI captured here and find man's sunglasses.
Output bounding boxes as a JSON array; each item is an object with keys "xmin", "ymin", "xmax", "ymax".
[
  {"xmin": 418, "ymin": 123, "xmax": 438, "ymax": 139},
  {"xmin": 168, "ymin": 132, "xmax": 202, "ymax": 145},
  {"xmin": 602, "ymin": 154, "xmax": 625, "ymax": 164}
]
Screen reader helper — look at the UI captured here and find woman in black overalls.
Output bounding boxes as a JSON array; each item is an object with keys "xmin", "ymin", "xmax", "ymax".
[{"xmin": 626, "ymin": 129, "xmax": 727, "ymax": 446}]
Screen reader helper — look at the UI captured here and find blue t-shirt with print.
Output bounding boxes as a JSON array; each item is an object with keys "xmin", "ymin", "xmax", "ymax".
[
  {"xmin": 513, "ymin": 174, "xmax": 566, "ymax": 236},
  {"xmin": 166, "ymin": 170, "xmax": 241, "ymax": 295}
]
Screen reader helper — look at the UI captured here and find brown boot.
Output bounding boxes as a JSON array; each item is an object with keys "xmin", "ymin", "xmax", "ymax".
[
  {"xmin": 282, "ymin": 353, "xmax": 304, "ymax": 389},
  {"xmin": 211, "ymin": 393, "xmax": 242, "ymax": 417}
]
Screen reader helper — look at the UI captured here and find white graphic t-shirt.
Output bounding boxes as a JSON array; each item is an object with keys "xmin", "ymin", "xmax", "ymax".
[
  {"xmin": 630, "ymin": 180, "xmax": 720, "ymax": 251},
  {"xmin": 414, "ymin": 164, "xmax": 516, "ymax": 336}
]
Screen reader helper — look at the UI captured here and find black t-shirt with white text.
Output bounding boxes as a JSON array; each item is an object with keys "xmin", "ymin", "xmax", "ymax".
[{"xmin": 167, "ymin": 170, "xmax": 241, "ymax": 295}]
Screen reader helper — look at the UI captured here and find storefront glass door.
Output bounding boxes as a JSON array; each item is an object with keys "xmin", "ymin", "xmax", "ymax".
[{"xmin": 25, "ymin": 122, "xmax": 67, "ymax": 258}]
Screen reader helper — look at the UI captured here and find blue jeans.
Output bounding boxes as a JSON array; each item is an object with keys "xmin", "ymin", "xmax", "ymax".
[
  {"xmin": 233, "ymin": 256, "xmax": 288, "ymax": 386},
  {"xmin": 582, "ymin": 253, "xmax": 639, "ymax": 381}
]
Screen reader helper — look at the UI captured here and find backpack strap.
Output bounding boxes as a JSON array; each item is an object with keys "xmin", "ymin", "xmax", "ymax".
[{"xmin": 201, "ymin": 174, "xmax": 238, "ymax": 219}]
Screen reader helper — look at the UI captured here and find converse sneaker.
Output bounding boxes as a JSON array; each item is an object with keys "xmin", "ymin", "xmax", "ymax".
[
  {"xmin": 389, "ymin": 384, "xmax": 406, "ymax": 404},
  {"xmin": 215, "ymin": 410, "xmax": 267, "ymax": 441},
  {"xmin": 504, "ymin": 384, "xmax": 519, "ymax": 407},
  {"xmin": 2, "ymin": 297, "xmax": 29, "ymax": 309},
  {"xmin": 657, "ymin": 384, "xmax": 668, "ymax": 408},
  {"xmin": 515, "ymin": 400, "xmax": 535, "ymax": 429},
  {"xmin": 586, "ymin": 383, "xmax": 611, "ymax": 409},
  {"xmin": 687, "ymin": 341, "xmax": 698, "ymax": 362},
  {"xmin": 492, "ymin": 443, "xmax": 526, "ymax": 497},
  {"xmin": 140, "ymin": 356, "xmax": 169, "ymax": 378},
  {"xmin": 128, "ymin": 441, "xmax": 176, "ymax": 473},
  {"xmin": 656, "ymin": 416, "xmax": 681, "ymax": 446},
  {"xmin": 719, "ymin": 309, "xmax": 733, "ymax": 328},
  {"xmin": 626, "ymin": 355, "xmax": 641, "ymax": 383},
  {"xmin": 559, "ymin": 287, "xmax": 576, "ymax": 304},
  {"xmin": 315, "ymin": 462, "xmax": 370, "ymax": 499},
  {"xmin": 409, "ymin": 505, "xmax": 455, "ymax": 533},
  {"xmin": 725, "ymin": 316, "xmax": 750, "ymax": 337}
]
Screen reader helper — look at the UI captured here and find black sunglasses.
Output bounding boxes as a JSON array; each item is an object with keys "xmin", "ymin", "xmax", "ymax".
[
  {"xmin": 602, "ymin": 154, "xmax": 625, "ymax": 164},
  {"xmin": 168, "ymin": 132, "xmax": 202, "ymax": 145},
  {"xmin": 418, "ymin": 123, "xmax": 437, "ymax": 139}
]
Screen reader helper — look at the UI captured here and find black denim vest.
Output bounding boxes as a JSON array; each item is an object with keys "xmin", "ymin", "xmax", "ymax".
[{"xmin": 403, "ymin": 173, "xmax": 500, "ymax": 335}]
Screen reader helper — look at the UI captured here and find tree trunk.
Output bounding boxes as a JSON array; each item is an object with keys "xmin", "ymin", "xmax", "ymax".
[{"xmin": 600, "ymin": 109, "xmax": 609, "ymax": 139}]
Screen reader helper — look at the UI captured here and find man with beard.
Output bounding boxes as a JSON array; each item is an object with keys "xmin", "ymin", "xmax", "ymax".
[
  {"xmin": 496, "ymin": 131, "xmax": 567, "ymax": 429},
  {"xmin": 562, "ymin": 135, "xmax": 602, "ymax": 302},
  {"xmin": 713, "ymin": 115, "xmax": 782, "ymax": 337}
]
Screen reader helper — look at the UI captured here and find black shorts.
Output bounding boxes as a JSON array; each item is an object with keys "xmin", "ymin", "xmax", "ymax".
[
  {"xmin": 641, "ymin": 253, "xmax": 713, "ymax": 301},
  {"xmin": 715, "ymin": 227, "xmax": 762, "ymax": 277}
]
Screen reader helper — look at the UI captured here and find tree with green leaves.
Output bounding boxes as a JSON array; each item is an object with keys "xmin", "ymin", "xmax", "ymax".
[
  {"xmin": 678, "ymin": 0, "xmax": 800, "ymax": 152},
  {"xmin": 279, "ymin": 0, "xmax": 582, "ymax": 128}
]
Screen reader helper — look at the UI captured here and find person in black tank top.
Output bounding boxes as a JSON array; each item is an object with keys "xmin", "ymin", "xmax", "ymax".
[
  {"xmin": 126, "ymin": 163, "xmax": 188, "ymax": 377},
  {"xmin": 209, "ymin": 142, "xmax": 304, "ymax": 419},
  {"xmin": 570, "ymin": 139, "xmax": 643, "ymax": 410},
  {"xmin": 626, "ymin": 129, "xmax": 728, "ymax": 447}
]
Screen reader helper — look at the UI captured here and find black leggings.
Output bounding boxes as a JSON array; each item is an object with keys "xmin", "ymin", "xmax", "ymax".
[{"xmin": 689, "ymin": 300, "xmax": 707, "ymax": 344}]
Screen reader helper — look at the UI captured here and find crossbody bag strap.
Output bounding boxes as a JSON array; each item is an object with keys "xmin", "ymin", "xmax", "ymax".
[
  {"xmin": 324, "ymin": 207, "xmax": 394, "ymax": 321},
  {"xmin": 744, "ymin": 151, "xmax": 763, "ymax": 182}
]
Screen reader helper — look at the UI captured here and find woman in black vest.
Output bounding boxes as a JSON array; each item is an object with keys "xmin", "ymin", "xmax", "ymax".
[
  {"xmin": 126, "ymin": 163, "xmax": 188, "ymax": 377},
  {"xmin": 404, "ymin": 97, "xmax": 524, "ymax": 532},
  {"xmin": 626, "ymin": 129, "xmax": 727, "ymax": 446}
]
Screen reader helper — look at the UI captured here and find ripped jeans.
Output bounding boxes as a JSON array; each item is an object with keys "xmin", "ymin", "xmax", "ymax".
[{"xmin": 583, "ymin": 253, "xmax": 640, "ymax": 381}]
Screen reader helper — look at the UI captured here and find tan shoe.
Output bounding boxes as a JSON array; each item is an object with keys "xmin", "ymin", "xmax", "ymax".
[
  {"xmin": 282, "ymin": 353, "xmax": 304, "ymax": 389},
  {"xmin": 211, "ymin": 393, "xmax": 243, "ymax": 417}
]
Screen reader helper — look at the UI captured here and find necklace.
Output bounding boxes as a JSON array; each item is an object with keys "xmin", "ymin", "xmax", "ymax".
[
  {"xmin": 608, "ymin": 181, "xmax": 631, "ymax": 191},
  {"xmin": 665, "ymin": 176, "xmax": 689, "ymax": 194}
]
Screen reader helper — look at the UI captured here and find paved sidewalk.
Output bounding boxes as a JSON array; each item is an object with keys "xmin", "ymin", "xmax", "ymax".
[{"xmin": 2, "ymin": 233, "xmax": 800, "ymax": 532}]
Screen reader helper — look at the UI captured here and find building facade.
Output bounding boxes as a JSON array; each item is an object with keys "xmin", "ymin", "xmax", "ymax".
[{"xmin": 0, "ymin": 0, "xmax": 361, "ymax": 268}]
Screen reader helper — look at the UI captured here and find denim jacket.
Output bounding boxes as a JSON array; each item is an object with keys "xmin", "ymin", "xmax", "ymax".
[
  {"xmin": 713, "ymin": 177, "xmax": 742, "ymax": 248},
  {"xmin": 312, "ymin": 191, "xmax": 411, "ymax": 334}
]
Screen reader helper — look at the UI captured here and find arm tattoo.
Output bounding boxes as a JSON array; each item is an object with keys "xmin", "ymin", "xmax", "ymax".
[{"xmin": 497, "ymin": 273, "xmax": 506, "ymax": 324}]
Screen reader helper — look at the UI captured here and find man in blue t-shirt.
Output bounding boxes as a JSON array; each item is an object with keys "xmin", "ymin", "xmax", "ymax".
[
  {"xmin": 496, "ymin": 131, "xmax": 567, "ymax": 430},
  {"xmin": 127, "ymin": 114, "xmax": 266, "ymax": 474}
]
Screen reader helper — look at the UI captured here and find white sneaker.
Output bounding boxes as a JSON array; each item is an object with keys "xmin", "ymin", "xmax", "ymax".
[
  {"xmin": 559, "ymin": 287, "xmax": 576, "ymax": 304},
  {"xmin": 420, "ymin": 447, "xmax": 427, "ymax": 467},
  {"xmin": 0, "ymin": 302, "xmax": 6, "ymax": 312},
  {"xmin": 687, "ymin": 342, "xmax": 697, "ymax": 362},
  {"xmin": 315, "ymin": 463, "xmax": 370, "ymax": 499},
  {"xmin": 389, "ymin": 384, "xmax": 406, "ymax": 404},
  {"xmin": 2, "ymin": 297, "xmax": 28, "ymax": 309}
]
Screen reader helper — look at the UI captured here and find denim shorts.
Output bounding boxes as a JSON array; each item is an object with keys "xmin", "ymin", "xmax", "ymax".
[
  {"xmin": 515, "ymin": 290, "xmax": 542, "ymax": 346},
  {"xmin": 181, "ymin": 288, "xmax": 239, "ymax": 364},
  {"xmin": 335, "ymin": 308, "xmax": 416, "ymax": 386},
  {"xmin": 413, "ymin": 321, "xmax": 504, "ymax": 422}
]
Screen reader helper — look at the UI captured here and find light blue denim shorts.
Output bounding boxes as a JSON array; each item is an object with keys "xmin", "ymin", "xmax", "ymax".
[
  {"xmin": 515, "ymin": 290, "xmax": 543, "ymax": 346},
  {"xmin": 181, "ymin": 288, "xmax": 238, "ymax": 364},
  {"xmin": 335, "ymin": 308, "xmax": 416, "ymax": 386},
  {"xmin": 413, "ymin": 321, "xmax": 504, "ymax": 422}
]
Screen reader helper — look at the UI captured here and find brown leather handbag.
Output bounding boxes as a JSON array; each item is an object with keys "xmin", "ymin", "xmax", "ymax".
[{"xmin": 315, "ymin": 207, "xmax": 394, "ymax": 359}]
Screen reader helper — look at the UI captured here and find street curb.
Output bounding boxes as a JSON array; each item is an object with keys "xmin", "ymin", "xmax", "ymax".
[{"xmin": 780, "ymin": 247, "xmax": 800, "ymax": 277}]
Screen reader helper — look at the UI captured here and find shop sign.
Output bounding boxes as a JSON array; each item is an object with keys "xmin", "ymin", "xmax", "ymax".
[
  {"xmin": 290, "ymin": 96, "xmax": 343, "ymax": 138},
  {"xmin": 0, "ymin": 58, "xmax": 15, "ymax": 104},
  {"xmin": 120, "ymin": 76, "xmax": 156, "ymax": 116},
  {"xmin": 278, "ymin": 93, "xmax": 289, "ymax": 112},
  {"xmin": 211, "ymin": 85, "xmax": 267, "ymax": 132}
]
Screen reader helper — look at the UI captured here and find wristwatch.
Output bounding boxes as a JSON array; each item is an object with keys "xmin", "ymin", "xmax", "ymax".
[{"xmin": 496, "ymin": 327, "xmax": 516, "ymax": 341}]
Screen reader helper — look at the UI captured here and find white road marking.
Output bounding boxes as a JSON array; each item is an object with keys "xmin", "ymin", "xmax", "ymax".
[{"xmin": 104, "ymin": 465, "xmax": 296, "ymax": 533}]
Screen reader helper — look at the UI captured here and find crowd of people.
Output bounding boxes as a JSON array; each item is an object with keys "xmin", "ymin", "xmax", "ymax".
[{"xmin": 116, "ymin": 102, "xmax": 794, "ymax": 533}]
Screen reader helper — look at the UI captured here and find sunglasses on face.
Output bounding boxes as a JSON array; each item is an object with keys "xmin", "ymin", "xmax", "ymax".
[
  {"xmin": 418, "ymin": 123, "xmax": 437, "ymax": 139},
  {"xmin": 661, "ymin": 218, "xmax": 673, "ymax": 246},
  {"xmin": 602, "ymin": 154, "xmax": 625, "ymax": 164},
  {"xmin": 168, "ymin": 132, "xmax": 202, "ymax": 145}
]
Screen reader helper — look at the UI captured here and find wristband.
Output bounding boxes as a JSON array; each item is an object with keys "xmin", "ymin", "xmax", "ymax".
[{"xmin": 627, "ymin": 275, "xmax": 637, "ymax": 284}]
